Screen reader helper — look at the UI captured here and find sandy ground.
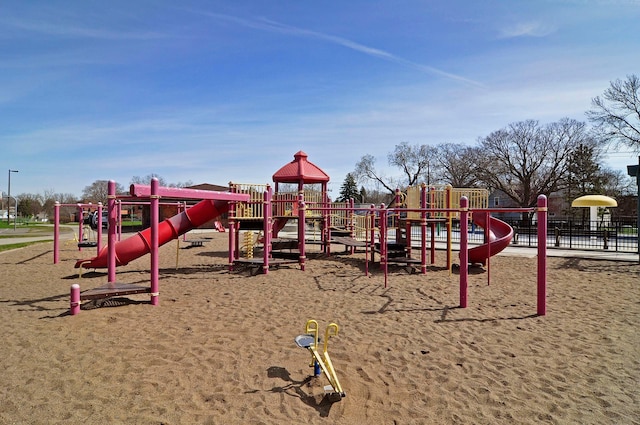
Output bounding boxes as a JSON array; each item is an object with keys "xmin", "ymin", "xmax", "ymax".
[{"xmin": 0, "ymin": 232, "xmax": 638, "ymax": 425}]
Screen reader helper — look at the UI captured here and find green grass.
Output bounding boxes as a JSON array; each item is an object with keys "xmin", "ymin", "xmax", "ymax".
[
  {"xmin": 0, "ymin": 234, "xmax": 50, "ymax": 239},
  {"xmin": 0, "ymin": 241, "xmax": 50, "ymax": 252},
  {"xmin": 121, "ymin": 220, "xmax": 143, "ymax": 227}
]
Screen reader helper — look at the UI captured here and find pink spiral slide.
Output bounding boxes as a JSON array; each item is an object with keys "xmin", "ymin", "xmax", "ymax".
[{"xmin": 468, "ymin": 212, "xmax": 514, "ymax": 265}]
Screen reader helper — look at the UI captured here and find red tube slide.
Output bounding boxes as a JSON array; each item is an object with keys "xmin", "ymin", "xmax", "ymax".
[
  {"xmin": 75, "ymin": 199, "xmax": 230, "ymax": 268},
  {"xmin": 468, "ymin": 212, "xmax": 514, "ymax": 265}
]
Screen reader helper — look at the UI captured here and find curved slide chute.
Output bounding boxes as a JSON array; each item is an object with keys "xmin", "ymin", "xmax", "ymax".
[
  {"xmin": 75, "ymin": 199, "xmax": 230, "ymax": 269},
  {"xmin": 468, "ymin": 212, "xmax": 514, "ymax": 265}
]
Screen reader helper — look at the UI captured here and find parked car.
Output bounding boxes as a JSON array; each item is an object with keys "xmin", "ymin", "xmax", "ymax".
[{"xmin": 89, "ymin": 211, "xmax": 109, "ymax": 229}]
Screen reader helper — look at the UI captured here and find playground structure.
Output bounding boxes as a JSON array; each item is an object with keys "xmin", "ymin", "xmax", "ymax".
[
  {"xmin": 69, "ymin": 180, "xmax": 250, "ymax": 314},
  {"xmin": 67, "ymin": 151, "xmax": 547, "ymax": 316},
  {"xmin": 226, "ymin": 179, "xmax": 516, "ymax": 279},
  {"xmin": 294, "ymin": 319, "xmax": 345, "ymax": 399}
]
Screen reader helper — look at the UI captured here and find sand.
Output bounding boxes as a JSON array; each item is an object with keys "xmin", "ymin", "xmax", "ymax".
[{"xmin": 1, "ymin": 232, "xmax": 638, "ymax": 425}]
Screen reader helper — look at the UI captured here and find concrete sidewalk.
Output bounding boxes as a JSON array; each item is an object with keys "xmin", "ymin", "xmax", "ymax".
[{"xmin": 424, "ymin": 240, "xmax": 639, "ymax": 262}]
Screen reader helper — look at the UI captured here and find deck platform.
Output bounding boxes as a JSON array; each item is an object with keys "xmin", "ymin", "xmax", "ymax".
[{"xmin": 80, "ymin": 283, "xmax": 151, "ymax": 301}]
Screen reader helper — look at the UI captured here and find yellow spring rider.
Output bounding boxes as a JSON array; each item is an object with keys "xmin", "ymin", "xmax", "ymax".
[{"xmin": 294, "ymin": 319, "xmax": 346, "ymax": 399}]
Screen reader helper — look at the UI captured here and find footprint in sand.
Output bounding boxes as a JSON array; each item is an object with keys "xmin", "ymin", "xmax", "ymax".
[{"xmin": 356, "ymin": 367, "xmax": 374, "ymax": 383}]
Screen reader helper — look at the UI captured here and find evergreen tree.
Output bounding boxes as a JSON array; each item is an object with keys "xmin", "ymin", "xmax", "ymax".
[
  {"xmin": 565, "ymin": 143, "xmax": 604, "ymax": 197},
  {"xmin": 337, "ymin": 173, "xmax": 360, "ymax": 202}
]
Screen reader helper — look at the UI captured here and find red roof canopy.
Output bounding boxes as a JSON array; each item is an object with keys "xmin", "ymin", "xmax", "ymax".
[{"xmin": 272, "ymin": 151, "xmax": 330, "ymax": 184}]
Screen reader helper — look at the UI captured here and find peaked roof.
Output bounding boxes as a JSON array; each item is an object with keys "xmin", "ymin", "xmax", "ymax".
[{"xmin": 272, "ymin": 151, "xmax": 330, "ymax": 184}]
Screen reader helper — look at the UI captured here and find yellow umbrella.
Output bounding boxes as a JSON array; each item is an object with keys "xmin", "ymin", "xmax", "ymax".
[
  {"xmin": 571, "ymin": 195, "xmax": 618, "ymax": 207},
  {"xmin": 571, "ymin": 195, "xmax": 617, "ymax": 232}
]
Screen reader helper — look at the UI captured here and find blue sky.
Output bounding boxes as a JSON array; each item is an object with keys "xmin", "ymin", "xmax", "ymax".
[{"xmin": 1, "ymin": 0, "xmax": 639, "ymax": 198}]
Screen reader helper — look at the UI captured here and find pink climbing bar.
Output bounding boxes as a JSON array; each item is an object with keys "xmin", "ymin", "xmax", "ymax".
[
  {"xmin": 537, "ymin": 195, "xmax": 548, "ymax": 316},
  {"xmin": 459, "ymin": 197, "xmax": 469, "ymax": 308}
]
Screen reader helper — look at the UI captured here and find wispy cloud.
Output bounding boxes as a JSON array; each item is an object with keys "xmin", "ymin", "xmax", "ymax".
[
  {"xmin": 498, "ymin": 21, "xmax": 557, "ymax": 38},
  {"xmin": 0, "ymin": 17, "xmax": 168, "ymax": 40},
  {"xmin": 194, "ymin": 11, "xmax": 485, "ymax": 88}
]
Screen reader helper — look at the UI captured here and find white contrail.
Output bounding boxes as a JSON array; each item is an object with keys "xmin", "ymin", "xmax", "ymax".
[{"xmin": 199, "ymin": 12, "xmax": 485, "ymax": 88}]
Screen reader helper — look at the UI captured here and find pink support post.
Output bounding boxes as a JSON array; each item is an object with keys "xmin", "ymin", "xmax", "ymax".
[
  {"xmin": 150, "ymin": 178, "xmax": 159, "ymax": 305},
  {"xmin": 459, "ymin": 197, "xmax": 469, "ymax": 308},
  {"xmin": 420, "ymin": 184, "xmax": 427, "ymax": 274},
  {"xmin": 445, "ymin": 186, "xmax": 452, "ymax": 269},
  {"xmin": 108, "ymin": 181, "xmax": 117, "ymax": 284},
  {"xmin": 54, "ymin": 202, "xmax": 60, "ymax": 264},
  {"xmin": 537, "ymin": 195, "xmax": 548, "ymax": 316},
  {"xmin": 228, "ymin": 184, "xmax": 237, "ymax": 271},
  {"xmin": 263, "ymin": 189, "xmax": 271, "ymax": 275},
  {"xmin": 298, "ymin": 196, "xmax": 306, "ymax": 271},
  {"xmin": 486, "ymin": 211, "xmax": 491, "ymax": 286},
  {"xmin": 380, "ymin": 204, "xmax": 388, "ymax": 288},
  {"xmin": 325, "ymin": 196, "xmax": 332, "ymax": 256},
  {"xmin": 349, "ymin": 198, "xmax": 355, "ymax": 255},
  {"xmin": 324, "ymin": 186, "xmax": 330, "ymax": 255},
  {"xmin": 429, "ymin": 186, "xmax": 437, "ymax": 264},
  {"xmin": 394, "ymin": 188, "xmax": 401, "ymax": 243},
  {"xmin": 70, "ymin": 283, "xmax": 81, "ymax": 315},
  {"xmin": 369, "ymin": 204, "xmax": 376, "ymax": 269}
]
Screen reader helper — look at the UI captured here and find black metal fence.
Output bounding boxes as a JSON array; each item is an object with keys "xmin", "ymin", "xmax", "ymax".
[
  {"xmin": 505, "ymin": 219, "xmax": 638, "ymax": 253},
  {"xmin": 407, "ymin": 219, "xmax": 638, "ymax": 253}
]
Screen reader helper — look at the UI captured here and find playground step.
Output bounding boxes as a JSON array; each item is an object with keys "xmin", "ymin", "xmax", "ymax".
[{"xmin": 80, "ymin": 282, "xmax": 151, "ymax": 301}]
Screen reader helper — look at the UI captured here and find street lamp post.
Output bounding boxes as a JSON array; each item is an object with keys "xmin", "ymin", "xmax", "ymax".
[{"xmin": 8, "ymin": 169, "xmax": 18, "ymax": 226}]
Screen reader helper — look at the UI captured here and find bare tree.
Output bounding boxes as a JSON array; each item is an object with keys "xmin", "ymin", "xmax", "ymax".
[
  {"xmin": 387, "ymin": 142, "xmax": 433, "ymax": 187},
  {"xmin": 475, "ymin": 119, "xmax": 594, "ymax": 208},
  {"xmin": 354, "ymin": 142, "xmax": 434, "ymax": 195},
  {"xmin": 587, "ymin": 74, "xmax": 640, "ymax": 153},
  {"xmin": 81, "ymin": 180, "xmax": 126, "ymax": 205},
  {"xmin": 131, "ymin": 174, "xmax": 168, "ymax": 187},
  {"xmin": 353, "ymin": 154, "xmax": 397, "ymax": 195},
  {"xmin": 130, "ymin": 174, "xmax": 193, "ymax": 188},
  {"xmin": 432, "ymin": 143, "xmax": 481, "ymax": 187}
]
